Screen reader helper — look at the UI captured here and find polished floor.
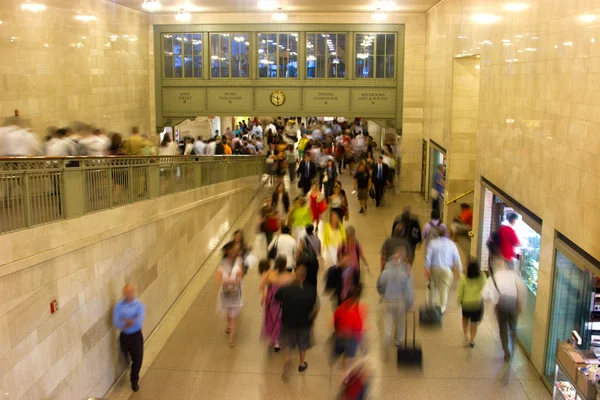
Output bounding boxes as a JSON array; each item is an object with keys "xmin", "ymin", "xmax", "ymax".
[{"xmin": 108, "ymin": 172, "xmax": 551, "ymax": 400}]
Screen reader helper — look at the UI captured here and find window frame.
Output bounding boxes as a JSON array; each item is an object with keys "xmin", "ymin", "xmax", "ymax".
[
  {"xmin": 162, "ymin": 32, "xmax": 203, "ymax": 79},
  {"xmin": 257, "ymin": 32, "xmax": 299, "ymax": 79},
  {"xmin": 305, "ymin": 32, "xmax": 348, "ymax": 79},
  {"xmin": 354, "ymin": 32, "xmax": 396, "ymax": 79},
  {"xmin": 209, "ymin": 32, "xmax": 250, "ymax": 79}
]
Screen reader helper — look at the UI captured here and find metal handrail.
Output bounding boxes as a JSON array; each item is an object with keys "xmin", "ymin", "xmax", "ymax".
[{"xmin": 444, "ymin": 189, "xmax": 474, "ymax": 205}]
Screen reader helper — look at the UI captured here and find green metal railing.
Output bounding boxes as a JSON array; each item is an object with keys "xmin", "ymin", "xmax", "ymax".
[{"xmin": 0, "ymin": 156, "xmax": 265, "ymax": 235}]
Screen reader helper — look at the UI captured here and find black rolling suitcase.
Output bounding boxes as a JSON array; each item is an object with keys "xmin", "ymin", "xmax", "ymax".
[
  {"xmin": 419, "ymin": 283, "xmax": 442, "ymax": 326},
  {"xmin": 397, "ymin": 310, "xmax": 423, "ymax": 367}
]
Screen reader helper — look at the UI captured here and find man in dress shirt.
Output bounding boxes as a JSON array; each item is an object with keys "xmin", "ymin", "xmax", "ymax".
[
  {"xmin": 79, "ymin": 128, "xmax": 110, "ymax": 156},
  {"xmin": 193, "ymin": 135, "xmax": 206, "ymax": 155},
  {"xmin": 371, "ymin": 156, "xmax": 390, "ymax": 207},
  {"xmin": 113, "ymin": 284, "xmax": 146, "ymax": 392},
  {"xmin": 45, "ymin": 128, "xmax": 78, "ymax": 156},
  {"xmin": 205, "ymin": 138, "xmax": 217, "ymax": 156},
  {"xmin": 0, "ymin": 123, "xmax": 42, "ymax": 156},
  {"xmin": 297, "ymin": 152, "xmax": 317, "ymax": 195},
  {"xmin": 424, "ymin": 228, "xmax": 462, "ymax": 314},
  {"xmin": 251, "ymin": 122, "xmax": 264, "ymax": 140}
]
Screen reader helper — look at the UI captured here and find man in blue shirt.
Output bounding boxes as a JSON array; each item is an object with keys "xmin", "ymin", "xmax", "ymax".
[
  {"xmin": 113, "ymin": 284, "xmax": 146, "ymax": 392},
  {"xmin": 424, "ymin": 228, "xmax": 462, "ymax": 314}
]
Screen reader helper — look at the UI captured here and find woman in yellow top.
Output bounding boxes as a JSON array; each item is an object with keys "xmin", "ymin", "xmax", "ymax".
[
  {"xmin": 322, "ymin": 211, "xmax": 346, "ymax": 265},
  {"xmin": 297, "ymin": 133, "xmax": 309, "ymax": 159},
  {"xmin": 288, "ymin": 196, "xmax": 313, "ymax": 241},
  {"xmin": 457, "ymin": 260, "xmax": 487, "ymax": 348}
]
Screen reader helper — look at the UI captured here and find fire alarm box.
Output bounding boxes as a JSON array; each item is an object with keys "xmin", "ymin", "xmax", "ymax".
[{"xmin": 50, "ymin": 300, "xmax": 58, "ymax": 314}]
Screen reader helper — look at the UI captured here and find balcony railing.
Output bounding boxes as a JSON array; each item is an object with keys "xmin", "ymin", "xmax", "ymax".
[{"xmin": 0, "ymin": 155, "xmax": 265, "ymax": 235}]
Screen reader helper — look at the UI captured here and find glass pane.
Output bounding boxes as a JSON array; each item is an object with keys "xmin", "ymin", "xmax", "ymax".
[
  {"xmin": 173, "ymin": 34, "xmax": 182, "ymax": 55},
  {"xmin": 286, "ymin": 33, "xmax": 298, "ymax": 77},
  {"xmin": 386, "ymin": 34, "xmax": 395, "ymax": 78},
  {"xmin": 355, "ymin": 33, "xmax": 374, "ymax": 78},
  {"xmin": 174, "ymin": 55, "xmax": 182, "ymax": 77},
  {"xmin": 184, "ymin": 56, "xmax": 193, "ymax": 77},
  {"xmin": 164, "ymin": 54, "xmax": 174, "ymax": 78},
  {"xmin": 306, "ymin": 33, "xmax": 316, "ymax": 78},
  {"xmin": 258, "ymin": 33, "xmax": 269, "ymax": 77},
  {"xmin": 194, "ymin": 56, "xmax": 202, "ymax": 77},
  {"xmin": 210, "ymin": 34, "xmax": 220, "ymax": 77},
  {"xmin": 316, "ymin": 34, "xmax": 326, "ymax": 78},
  {"xmin": 277, "ymin": 33, "xmax": 288, "ymax": 78},
  {"xmin": 386, "ymin": 55, "xmax": 395, "ymax": 78},
  {"xmin": 544, "ymin": 251, "xmax": 592, "ymax": 383},
  {"xmin": 231, "ymin": 34, "xmax": 248, "ymax": 78},
  {"xmin": 331, "ymin": 34, "xmax": 346, "ymax": 78},
  {"xmin": 376, "ymin": 55, "xmax": 385, "ymax": 78},
  {"xmin": 376, "ymin": 34, "xmax": 385, "ymax": 56},
  {"xmin": 183, "ymin": 34, "xmax": 192, "ymax": 55},
  {"xmin": 193, "ymin": 34, "xmax": 202, "ymax": 54}
]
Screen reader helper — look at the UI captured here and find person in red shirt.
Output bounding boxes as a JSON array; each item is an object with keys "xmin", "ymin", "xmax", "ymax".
[
  {"xmin": 450, "ymin": 203, "xmax": 473, "ymax": 240},
  {"xmin": 333, "ymin": 284, "xmax": 367, "ymax": 383},
  {"xmin": 498, "ymin": 213, "xmax": 521, "ymax": 267}
]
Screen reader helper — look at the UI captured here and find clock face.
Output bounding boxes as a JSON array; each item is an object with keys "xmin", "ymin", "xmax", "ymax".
[{"xmin": 270, "ymin": 90, "xmax": 286, "ymax": 106}]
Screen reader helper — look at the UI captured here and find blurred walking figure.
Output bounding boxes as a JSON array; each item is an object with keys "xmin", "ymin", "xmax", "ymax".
[
  {"xmin": 0, "ymin": 119, "xmax": 42, "ymax": 156},
  {"xmin": 289, "ymin": 196, "xmax": 313, "ymax": 241},
  {"xmin": 391, "ymin": 206, "xmax": 422, "ymax": 265},
  {"xmin": 333, "ymin": 284, "xmax": 367, "ymax": 382},
  {"xmin": 483, "ymin": 234, "xmax": 526, "ymax": 361},
  {"xmin": 271, "ymin": 183, "xmax": 290, "ymax": 224},
  {"xmin": 457, "ymin": 260, "xmax": 487, "ymax": 347},
  {"xmin": 338, "ymin": 226, "xmax": 370, "ymax": 281},
  {"xmin": 423, "ymin": 208, "xmax": 449, "ymax": 243},
  {"xmin": 297, "ymin": 152, "xmax": 317, "ymax": 195},
  {"xmin": 498, "ymin": 213, "xmax": 521, "ymax": 269},
  {"xmin": 79, "ymin": 128, "xmax": 110, "ymax": 155},
  {"xmin": 371, "ymin": 156, "xmax": 389, "ymax": 207},
  {"xmin": 216, "ymin": 241, "xmax": 244, "ymax": 348},
  {"xmin": 377, "ymin": 247, "xmax": 414, "ymax": 361},
  {"xmin": 450, "ymin": 203, "xmax": 473, "ymax": 241},
  {"xmin": 424, "ymin": 228, "xmax": 462, "ymax": 314},
  {"xmin": 431, "ymin": 164, "xmax": 445, "ymax": 212},
  {"xmin": 276, "ymin": 265, "xmax": 319, "ymax": 381},
  {"xmin": 124, "ymin": 126, "xmax": 154, "ymax": 155},
  {"xmin": 268, "ymin": 226, "xmax": 297, "ymax": 271},
  {"xmin": 113, "ymin": 284, "xmax": 145, "ymax": 392},
  {"xmin": 260, "ymin": 257, "xmax": 295, "ymax": 352},
  {"xmin": 45, "ymin": 127, "xmax": 78, "ymax": 156},
  {"xmin": 353, "ymin": 161, "xmax": 371, "ymax": 214},
  {"xmin": 323, "ymin": 211, "xmax": 346, "ymax": 265},
  {"xmin": 324, "ymin": 159, "xmax": 338, "ymax": 199}
]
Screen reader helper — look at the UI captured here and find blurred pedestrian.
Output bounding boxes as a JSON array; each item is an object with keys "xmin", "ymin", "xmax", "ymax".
[
  {"xmin": 457, "ymin": 260, "xmax": 487, "ymax": 347},
  {"xmin": 216, "ymin": 241, "xmax": 244, "ymax": 348},
  {"xmin": 424, "ymin": 228, "xmax": 462, "ymax": 314}
]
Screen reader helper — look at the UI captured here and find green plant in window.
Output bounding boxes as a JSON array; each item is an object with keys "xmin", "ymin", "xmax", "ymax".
[{"xmin": 520, "ymin": 234, "xmax": 540, "ymax": 294}]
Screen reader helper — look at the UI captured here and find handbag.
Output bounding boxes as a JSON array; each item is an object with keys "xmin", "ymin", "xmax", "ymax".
[{"xmin": 268, "ymin": 237, "xmax": 279, "ymax": 260}]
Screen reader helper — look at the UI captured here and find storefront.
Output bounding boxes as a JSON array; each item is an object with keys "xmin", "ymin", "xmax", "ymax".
[
  {"xmin": 545, "ymin": 234, "xmax": 600, "ymax": 392},
  {"xmin": 477, "ymin": 179, "xmax": 541, "ymax": 355},
  {"xmin": 428, "ymin": 140, "xmax": 446, "ymax": 215}
]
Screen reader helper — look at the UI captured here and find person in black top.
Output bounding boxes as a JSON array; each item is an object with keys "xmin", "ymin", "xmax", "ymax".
[
  {"xmin": 275, "ymin": 265, "xmax": 319, "ymax": 381},
  {"xmin": 297, "ymin": 152, "xmax": 317, "ymax": 195},
  {"xmin": 371, "ymin": 155, "xmax": 389, "ymax": 207},
  {"xmin": 391, "ymin": 206, "xmax": 422, "ymax": 263},
  {"xmin": 353, "ymin": 160, "xmax": 371, "ymax": 214}
]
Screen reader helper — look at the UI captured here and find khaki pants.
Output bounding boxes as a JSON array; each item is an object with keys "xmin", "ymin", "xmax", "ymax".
[{"xmin": 430, "ymin": 266, "xmax": 454, "ymax": 313}]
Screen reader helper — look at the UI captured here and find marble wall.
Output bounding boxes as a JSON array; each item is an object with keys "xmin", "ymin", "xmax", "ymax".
[
  {"xmin": 0, "ymin": 176, "xmax": 262, "ymax": 399},
  {"xmin": 425, "ymin": 0, "xmax": 600, "ymax": 374},
  {"xmin": 0, "ymin": 0, "xmax": 153, "ymax": 137}
]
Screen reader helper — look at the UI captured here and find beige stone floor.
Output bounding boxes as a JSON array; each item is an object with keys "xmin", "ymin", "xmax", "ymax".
[{"xmin": 108, "ymin": 172, "xmax": 551, "ymax": 400}]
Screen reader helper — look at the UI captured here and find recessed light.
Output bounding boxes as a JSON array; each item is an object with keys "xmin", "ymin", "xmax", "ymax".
[
  {"xmin": 175, "ymin": 8, "xmax": 190, "ymax": 21},
  {"xmin": 141, "ymin": 0, "xmax": 161, "ymax": 11},
  {"xmin": 472, "ymin": 14, "xmax": 500, "ymax": 24},
  {"xmin": 75, "ymin": 15, "xmax": 97, "ymax": 22},
  {"xmin": 503, "ymin": 3, "xmax": 528, "ymax": 11},
  {"xmin": 257, "ymin": 0, "xmax": 277, "ymax": 11},
  {"xmin": 372, "ymin": 8, "xmax": 386, "ymax": 21},
  {"xmin": 579, "ymin": 14, "xmax": 597, "ymax": 22},
  {"xmin": 21, "ymin": 1, "xmax": 46, "ymax": 12}
]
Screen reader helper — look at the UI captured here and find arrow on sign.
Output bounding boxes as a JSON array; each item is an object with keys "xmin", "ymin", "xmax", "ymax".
[{"xmin": 324, "ymin": 101, "xmax": 328, "ymax": 105}]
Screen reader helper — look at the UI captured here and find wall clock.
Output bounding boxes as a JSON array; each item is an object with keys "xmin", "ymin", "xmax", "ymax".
[{"xmin": 270, "ymin": 90, "xmax": 286, "ymax": 106}]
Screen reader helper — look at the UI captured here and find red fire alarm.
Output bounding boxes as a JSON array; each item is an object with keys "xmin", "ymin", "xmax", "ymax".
[{"xmin": 50, "ymin": 300, "xmax": 58, "ymax": 314}]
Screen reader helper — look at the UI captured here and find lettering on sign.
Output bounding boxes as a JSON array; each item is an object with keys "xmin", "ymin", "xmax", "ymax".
[
  {"xmin": 219, "ymin": 92, "xmax": 243, "ymax": 104},
  {"xmin": 357, "ymin": 92, "xmax": 389, "ymax": 105},
  {"xmin": 177, "ymin": 92, "xmax": 192, "ymax": 103},
  {"xmin": 313, "ymin": 92, "xmax": 338, "ymax": 105}
]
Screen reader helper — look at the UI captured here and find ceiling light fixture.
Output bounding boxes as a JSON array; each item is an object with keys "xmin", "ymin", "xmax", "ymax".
[
  {"xmin": 376, "ymin": 0, "xmax": 396, "ymax": 11},
  {"xmin": 141, "ymin": 0, "xmax": 161, "ymax": 11},
  {"xmin": 21, "ymin": 1, "xmax": 47, "ymax": 12},
  {"xmin": 75, "ymin": 15, "xmax": 97, "ymax": 22},
  {"xmin": 503, "ymin": 3, "xmax": 528, "ymax": 11},
  {"xmin": 471, "ymin": 13, "xmax": 500, "ymax": 24},
  {"xmin": 579, "ymin": 14, "xmax": 597, "ymax": 22},
  {"xmin": 257, "ymin": 0, "xmax": 277, "ymax": 11},
  {"xmin": 175, "ymin": 8, "xmax": 191, "ymax": 21},
  {"xmin": 372, "ymin": 8, "xmax": 386, "ymax": 21},
  {"xmin": 273, "ymin": 7, "xmax": 288, "ymax": 21}
]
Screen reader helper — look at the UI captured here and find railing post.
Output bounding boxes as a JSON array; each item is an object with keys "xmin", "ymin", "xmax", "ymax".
[
  {"xmin": 62, "ymin": 166, "xmax": 84, "ymax": 219},
  {"xmin": 148, "ymin": 161, "xmax": 159, "ymax": 199},
  {"xmin": 22, "ymin": 173, "xmax": 32, "ymax": 227},
  {"xmin": 194, "ymin": 159, "xmax": 202, "ymax": 188}
]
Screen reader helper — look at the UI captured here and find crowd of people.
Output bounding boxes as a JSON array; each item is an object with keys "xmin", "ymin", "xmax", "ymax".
[{"xmin": 108, "ymin": 117, "xmax": 525, "ymax": 399}]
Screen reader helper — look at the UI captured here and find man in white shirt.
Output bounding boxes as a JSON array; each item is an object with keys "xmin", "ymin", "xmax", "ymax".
[
  {"xmin": 193, "ymin": 136, "xmax": 206, "ymax": 155},
  {"xmin": 265, "ymin": 121, "xmax": 277, "ymax": 137},
  {"xmin": 205, "ymin": 138, "xmax": 217, "ymax": 156},
  {"xmin": 45, "ymin": 128, "xmax": 78, "ymax": 156},
  {"xmin": 0, "ymin": 125, "xmax": 42, "ymax": 156},
  {"xmin": 424, "ymin": 227, "xmax": 463, "ymax": 314},
  {"xmin": 251, "ymin": 122, "xmax": 264, "ymax": 140},
  {"xmin": 79, "ymin": 129, "xmax": 110, "ymax": 156},
  {"xmin": 268, "ymin": 226, "xmax": 298, "ymax": 270},
  {"xmin": 311, "ymin": 126, "xmax": 323, "ymax": 141}
]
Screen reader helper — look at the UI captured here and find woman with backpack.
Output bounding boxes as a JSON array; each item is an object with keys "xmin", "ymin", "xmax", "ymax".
[
  {"xmin": 457, "ymin": 260, "xmax": 487, "ymax": 347},
  {"xmin": 216, "ymin": 241, "xmax": 244, "ymax": 348},
  {"xmin": 482, "ymin": 233, "xmax": 526, "ymax": 361}
]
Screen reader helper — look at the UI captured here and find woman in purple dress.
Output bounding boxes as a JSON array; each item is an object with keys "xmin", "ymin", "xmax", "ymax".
[{"xmin": 260, "ymin": 256, "xmax": 294, "ymax": 351}]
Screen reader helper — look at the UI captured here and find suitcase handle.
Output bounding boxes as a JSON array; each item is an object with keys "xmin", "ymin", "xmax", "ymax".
[{"xmin": 404, "ymin": 309, "xmax": 417, "ymax": 349}]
